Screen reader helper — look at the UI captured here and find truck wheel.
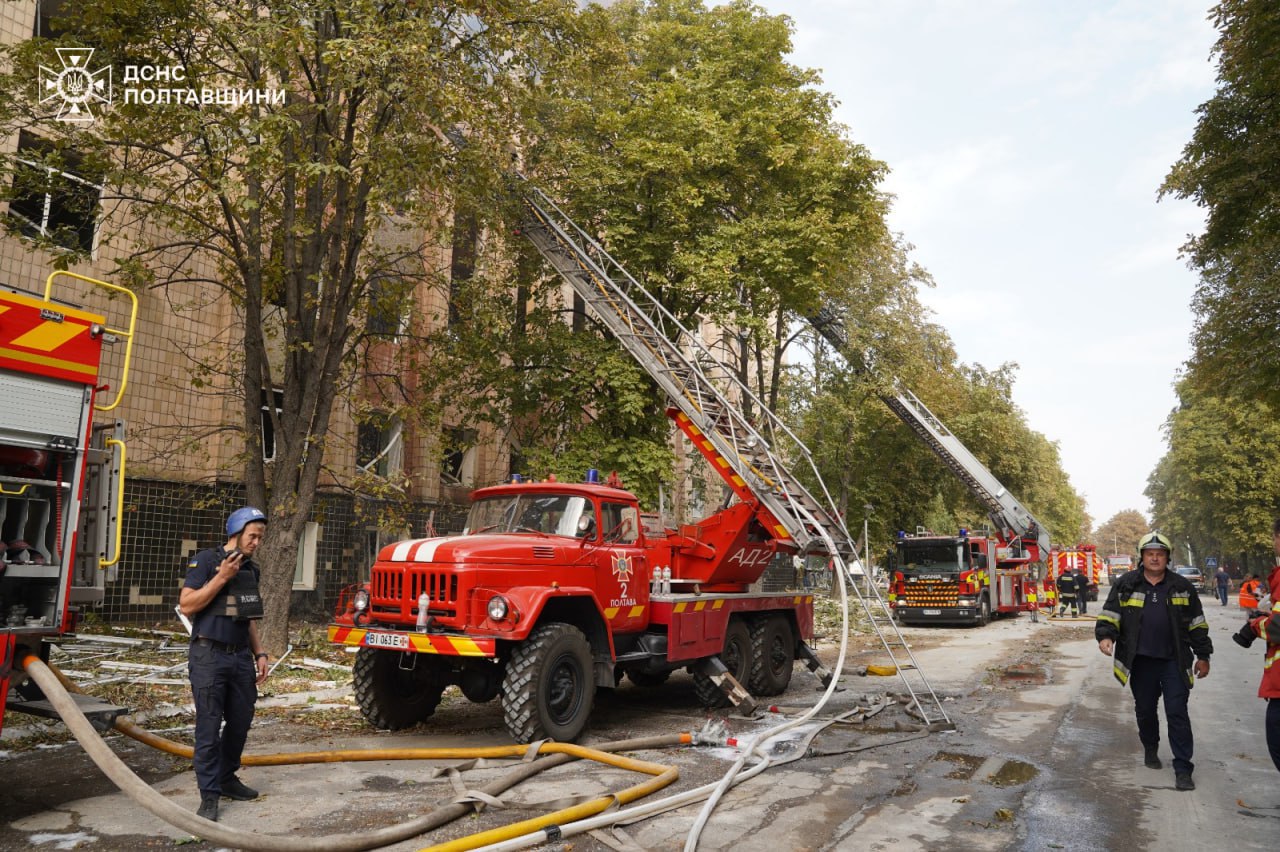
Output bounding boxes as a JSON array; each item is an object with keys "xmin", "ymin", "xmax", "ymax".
[
  {"xmin": 748, "ymin": 615, "xmax": 794, "ymax": 695},
  {"xmin": 976, "ymin": 595, "xmax": 991, "ymax": 626},
  {"xmin": 353, "ymin": 648, "xmax": 447, "ymax": 730},
  {"xmin": 502, "ymin": 623, "xmax": 595, "ymax": 742},
  {"xmin": 692, "ymin": 618, "xmax": 752, "ymax": 708}
]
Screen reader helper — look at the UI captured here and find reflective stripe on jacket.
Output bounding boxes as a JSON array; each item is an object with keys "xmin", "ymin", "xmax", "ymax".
[{"xmin": 1095, "ymin": 568, "xmax": 1213, "ymax": 688}]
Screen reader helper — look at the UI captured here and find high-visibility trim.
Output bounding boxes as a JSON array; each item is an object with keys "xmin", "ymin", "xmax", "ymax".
[
  {"xmin": 605, "ymin": 604, "xmax": 647, "ymax": 620},
  {"xmin": 1265, "ymin": 647, "xmax": 1279, "ymax": 671},
  {"xmin": 1189, "ymin": 615, "xmax": 1208, "ymax": 631},
  {"xmin": 1096, "ymin": 613, "xmax": 1120, "ymax": 628},
  {"xmin": 1171, "ymin": 594, "xmax": 1190, "ymax": 606},
  {"xmin": 0, "ymin": 344, "xmax": 97, "ymax": 377},
  {"xmin": 326, "ymin": 625, "xmax": 494, "ymax": 657},
  {"xmin": 1120, "ymin": 597, "xmax": 1144, "ymax": 608},
  {"xmin": 1113, "ymin": 660, "xmax": 1130, "ymax": 684},
  {"xmin": 10, "ymin": 318, "xmax": 86, "ymax": 352},
  {"xmin": 712, "ymin": 599, "xmax": 725, "ymax": 609}
]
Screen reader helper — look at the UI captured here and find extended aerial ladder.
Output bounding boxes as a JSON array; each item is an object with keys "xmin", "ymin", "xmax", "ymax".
[
  {"xmin": 806, "ymin": 307, "xmax": 1051, "ymax": 559},
  {"xmin": 518, "ymin": 185, "xmax": 950, "ymax": 727}
]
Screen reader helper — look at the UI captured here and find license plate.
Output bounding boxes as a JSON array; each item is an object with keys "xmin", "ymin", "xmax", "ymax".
[
  {"xmin": 922, "ymin": 609, "xmax": 942, "ymax": 616},
  {"xmin": 364, "ymin": 631, "xmax": 409, "ymax": 650}
]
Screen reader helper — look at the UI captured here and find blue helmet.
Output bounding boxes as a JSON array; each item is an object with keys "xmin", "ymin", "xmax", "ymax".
[{"xmin": 226, "ymin": 507, "xmax": 267, "ymax": 537}]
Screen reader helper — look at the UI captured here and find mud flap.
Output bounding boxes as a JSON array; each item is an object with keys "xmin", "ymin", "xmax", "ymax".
[
  {"xmin": 694, "ymin": 656, "xmax": 757, "ymax": 714},
  {"xmin": 796, "ymin": 640, "xmax": 833, "ymax": 687}
]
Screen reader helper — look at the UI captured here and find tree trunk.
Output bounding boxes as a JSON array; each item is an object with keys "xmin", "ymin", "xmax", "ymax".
[{"xmin": 255, "ymin": 527, "xmax": 301, "ymax": 655}]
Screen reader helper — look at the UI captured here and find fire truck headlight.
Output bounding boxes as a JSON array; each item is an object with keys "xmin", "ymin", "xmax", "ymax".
[
  {"xmin": 487, "ymin": 595, "xmax": 510, "ymax": 621},
  {"xmin": 353, "ymin": 588, "xmax": 370, "ymax": 613}
]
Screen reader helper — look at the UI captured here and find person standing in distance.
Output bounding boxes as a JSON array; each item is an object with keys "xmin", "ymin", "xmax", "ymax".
[
  {"xmin": 1214, "ymin": 564, "xmax": 1232, "ymax": 606},
  {"xmin": 1095, "ymin": 531, "xmax": 1213, "ymax": 791},
  {"xmin": 179, "ymin": 507, "xmax": 270, "ymax": 822},
  {"xmin": 1229, "ymin": 517, "xmax": 1280, "ymax": 775}
]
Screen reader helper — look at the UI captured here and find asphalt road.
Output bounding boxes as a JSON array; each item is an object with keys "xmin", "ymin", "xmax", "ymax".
[{"xmin": 1, "ymin": 599, "xmax": 1275, "ymax": 851}]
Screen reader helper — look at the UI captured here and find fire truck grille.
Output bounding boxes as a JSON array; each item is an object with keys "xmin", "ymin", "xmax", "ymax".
[
  {"xmin": 369, "ymin": 567, "xmax": 460, "ymax": 619},
  {"xmin": 902, "ymin": 582, "xmax": 959, "ymax": 605}
]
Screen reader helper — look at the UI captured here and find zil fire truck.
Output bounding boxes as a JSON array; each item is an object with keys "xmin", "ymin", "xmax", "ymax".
[
  {"xmin": 0, "ymin": 273, "xmax": 135, "ymax": 737},
  {"xmin": 330, "ymin": 187, "xmax": 954, "ymax": 743}
]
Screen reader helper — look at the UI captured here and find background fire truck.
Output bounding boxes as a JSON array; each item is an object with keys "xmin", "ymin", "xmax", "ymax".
[
  {"xmin": 1049, "ymin": 544, "xmax": 1103, "ymax": 602},
  {"xmin": 0, "ymin": 273, "xmax": 135, "ymax": 737},
  {"xmin": 889, "ymin": 527, "xmax": 1040, "ymax": 626},
  {"xmin": 1106, "ymin": 554, "xmax": 1132, "ymax": 583}
]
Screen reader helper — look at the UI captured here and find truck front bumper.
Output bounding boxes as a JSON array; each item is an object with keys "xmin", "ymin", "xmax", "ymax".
[
  {"xmin": 327, "ymin": 624, "xmax": 495, "ymax": 657},
  {"xmin": 897, "ymin": 606, "xmax": 979, "ymax": 624}
]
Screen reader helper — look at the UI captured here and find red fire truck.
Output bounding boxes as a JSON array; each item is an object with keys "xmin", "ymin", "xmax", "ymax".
[
  {"xmin": 889, "ymin": 528, "xmax": 1040, "ymax": 625},
  {"xmin": 1049, "ymin": 544, "xmax": 1103, "ymax": 602},
  {"xmin": 0, "ymin": 273, "xmax": 135, "ymax": 736},
  {"xmin": 330, "ymin": 461, "xmax": 815, "ymax": 742}
]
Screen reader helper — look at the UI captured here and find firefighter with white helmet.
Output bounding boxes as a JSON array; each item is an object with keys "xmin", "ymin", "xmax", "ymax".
[
  {"xmin": 1095, "ymin": 531, "xmax": 1213, "ymax": 791},
  {"xmin": 178, "ymin": 507, "xmax": 271, "ymax": 821}
]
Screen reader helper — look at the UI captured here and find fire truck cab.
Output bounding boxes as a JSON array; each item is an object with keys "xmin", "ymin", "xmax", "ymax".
[{"xmin": 890, "ymin": 528, "xmax": 1039, "ymax": 626}]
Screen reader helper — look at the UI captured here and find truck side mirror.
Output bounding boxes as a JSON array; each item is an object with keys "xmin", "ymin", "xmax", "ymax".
[{"xmin": 576, "ymin": 515, "xmax": 596, "ymax": 542}]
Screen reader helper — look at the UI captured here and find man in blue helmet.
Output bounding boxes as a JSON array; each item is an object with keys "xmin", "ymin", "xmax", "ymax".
[
  {"xmin": 1095, "ymin": 531, "xmax": 1213, "ymax": 792},
  {"xmin": 179, "ymin": 507, "xmax": 270, "ymax": 822}
]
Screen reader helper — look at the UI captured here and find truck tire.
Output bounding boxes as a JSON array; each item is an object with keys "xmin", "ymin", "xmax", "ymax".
[
  {"xmin": 976, "ymin": 594, "xmax": 991, "ymax": 626},
  {"xmin": 502, "ymin": 622, "xmax": 595, "ymax": 742},
  {"xmin": 692, "ymin": 618, "xmax": 752, "ymax": 708},
  {"xmin": 353, "ymin": 647, "xmax": 447, "ymax": 730},
  {"xmin": 748, "ymin": 615, "xmax": 794, "ymax": 695}
]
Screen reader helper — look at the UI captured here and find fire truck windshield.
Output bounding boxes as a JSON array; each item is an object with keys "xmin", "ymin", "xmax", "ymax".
[
  {"xmin": 898, "ymin": 542, "xmax": 965, "ymax": 574},
  {"xmin": 464, "ymin": 494, "xmax": 589, "ymax": 538}
]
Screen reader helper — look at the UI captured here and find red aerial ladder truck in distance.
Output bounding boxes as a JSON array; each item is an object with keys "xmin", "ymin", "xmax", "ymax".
[
  {"xmin": 0, "ymin": 273, "xmax": 136, "ymax": 737},
  {"xmin": 330, "ymin": 187, "xmax": 951, "ymax": 743},
  {"xmin": 805, "ymin": 309, "xmax": 1051, "ymax": 626}
]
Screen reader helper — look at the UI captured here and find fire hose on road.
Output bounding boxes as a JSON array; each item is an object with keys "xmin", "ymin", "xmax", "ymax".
[{"xmin": 20, "ymin": 653, "xmax": 688, "ymax": 851}]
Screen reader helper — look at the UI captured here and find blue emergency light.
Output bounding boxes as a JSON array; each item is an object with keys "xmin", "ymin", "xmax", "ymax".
[
  {"xmin": 510, "ymin": 474, "xmax": 523, "ymax": 483},
  {"xmin": 586, "ymin": 468, "xmax": 600, "ymax": 483}
]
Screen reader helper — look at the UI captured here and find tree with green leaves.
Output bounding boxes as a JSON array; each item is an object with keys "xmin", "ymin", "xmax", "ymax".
[
  {"xmin": 526, "ymin": 0, "xmax": 891, "ymax": 410},
  {"xmin": 1161, "ymin": 0, "xmax": 1280, "ymax": 409},
  {"xmin": 1093, "ymin": 510, "xmax": 1151, "ymax": 556},
  {"xmin": 1146, "ymin": 380, "xmax": 1280, "ymax": 574},
  {"xmin": 0, "ymin": 0, "xmax": 577, "ymax": 652}
]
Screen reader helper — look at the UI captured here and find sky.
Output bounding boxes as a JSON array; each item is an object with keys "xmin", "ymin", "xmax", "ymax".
[{"xmin": 758, "ymin": 0, "xmax": 1220, "ymax": 528}]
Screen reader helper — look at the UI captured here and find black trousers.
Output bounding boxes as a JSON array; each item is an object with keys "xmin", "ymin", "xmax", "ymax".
[
  {"xmin": 1268, "ymin": 698, "xmax": 1280, "ymax": 774},
  {"xmin": 1129, "ymin": 654, "xmax": 1194, "ymax": 775},
  {"xmin": 188, "ymin": 642, "xmax": 257, "ymax": 795}
]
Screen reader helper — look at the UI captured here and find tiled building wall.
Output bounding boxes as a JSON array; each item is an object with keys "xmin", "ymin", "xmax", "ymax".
[{"xmin": 101, "ymin": 478, "xmax": 469, "ymax": 627}]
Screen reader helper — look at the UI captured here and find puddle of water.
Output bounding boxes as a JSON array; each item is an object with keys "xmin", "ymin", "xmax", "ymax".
[
  {"xmin": 988, "ymin": 759, "xmax": 1039, "ymax": 787},
  {"xmin": 998, "ymin": 663, "xmax": 1049, "ymax": 685},
  {"xmin": 934, "ymin": 750, "xmax": 984, "ymax": 780}
]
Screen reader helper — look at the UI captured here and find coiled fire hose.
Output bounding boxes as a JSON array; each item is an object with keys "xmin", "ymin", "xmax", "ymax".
[{"xmin": 21, "ymin": 654, "xmax": 687, "ymax": 852}]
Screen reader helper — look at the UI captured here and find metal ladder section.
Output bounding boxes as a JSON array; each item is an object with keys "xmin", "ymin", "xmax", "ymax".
[
  {"xmin": 882, "ymin": 389, "xmax": 1049, "ymax": 555},
  {"xmin": 807, "ymin": 308, "xmax": 1049, "ymax": 556},
  {"xmin": 519, "ymin": 187, "xmax": 951, "ymax": 727}
]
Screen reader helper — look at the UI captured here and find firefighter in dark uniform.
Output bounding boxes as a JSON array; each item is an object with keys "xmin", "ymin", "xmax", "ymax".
[
  {"xmin": 1055, "ymin": 569, "xmax": 1079, "ymax": 617},
  {"xmin": 1073, "ymin": 566, "xmax": 1090, "ymax": 615},
  {"xmin": 1096, "ymin": 531, "xmax": 1212, "ymax": 791},
  {"xmin": 179, "ymin": 507, "xmax": 270, "ymax": 822}
]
